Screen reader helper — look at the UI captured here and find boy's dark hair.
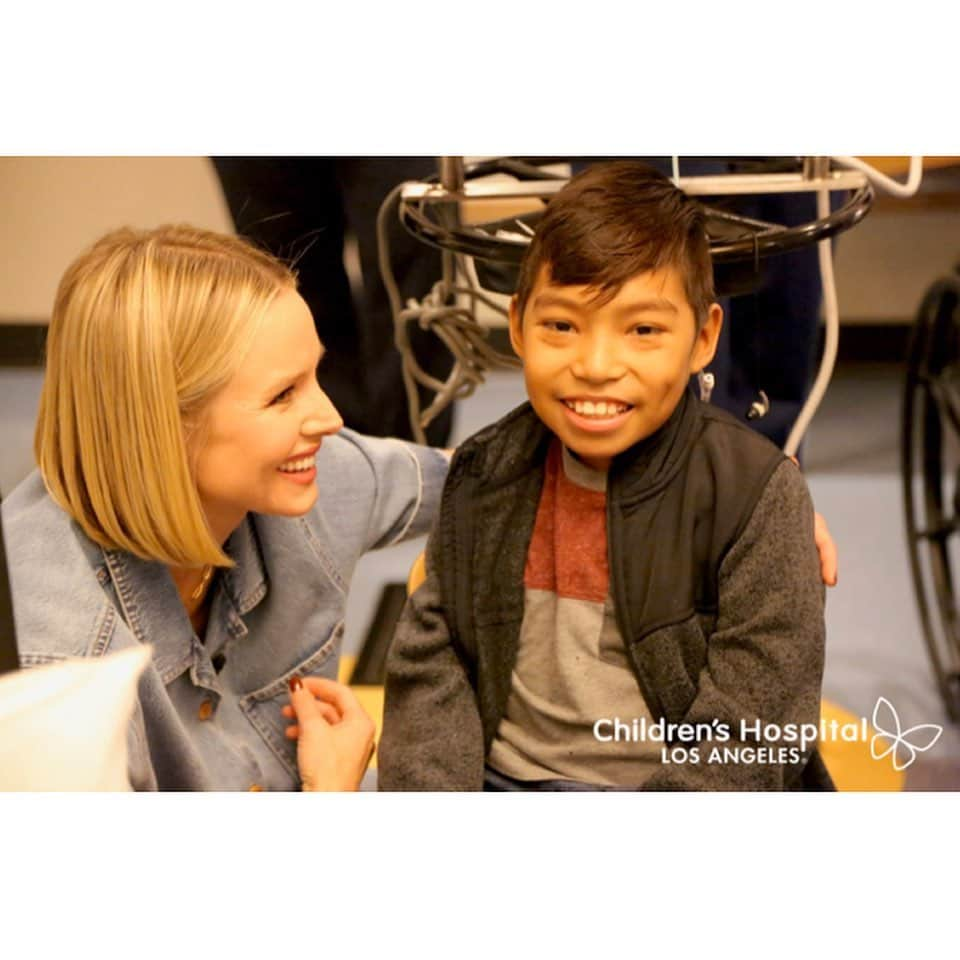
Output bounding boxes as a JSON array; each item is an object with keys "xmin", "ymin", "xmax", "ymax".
[{"xmin": 514, "ymin": 161, "xmax": 715, "ymax": 328}]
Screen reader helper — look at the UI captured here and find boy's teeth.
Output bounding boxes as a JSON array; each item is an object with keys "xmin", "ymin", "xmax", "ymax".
[{"xmin": 566, "ymin": 399, "xmax": 628, "ymax": 418}]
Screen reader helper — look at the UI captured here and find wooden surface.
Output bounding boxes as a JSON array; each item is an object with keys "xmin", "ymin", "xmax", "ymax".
[
  {"xmin": 339, "ymin": 655, "xmax": 385, "ymax": 771},
  {"xmin": 859, "ymin": 156, "xmax": 960, "ymax": 175}
]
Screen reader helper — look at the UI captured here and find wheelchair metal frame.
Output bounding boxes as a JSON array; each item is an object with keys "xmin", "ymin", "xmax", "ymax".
[{"xmin": 902, "ymin": 268, "xmax": 960, "ymax": 721}]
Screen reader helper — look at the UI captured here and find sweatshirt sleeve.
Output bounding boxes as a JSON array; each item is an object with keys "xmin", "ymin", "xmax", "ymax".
[
  {"xmin": 642, "ymin": 459, "xmax": 827, "ymax": 790},
  {"xmin": 377, "ymin": 543, "xmax": 486, "ymax": 790}
]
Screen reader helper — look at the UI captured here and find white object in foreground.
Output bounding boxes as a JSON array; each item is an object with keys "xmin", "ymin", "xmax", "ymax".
[{"xmin": 0, "ymin": 646, "xmax": 150, "ymax": 791}]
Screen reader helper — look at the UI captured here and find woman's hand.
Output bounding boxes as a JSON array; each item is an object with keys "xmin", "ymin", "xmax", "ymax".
[
  {"xmin": 283, "ymin": 676, "xmax": 375, "ymax": 791},
  {"xmin": 788, "ymin": 455, "xmax": 838, "ymax": 587},
  {"xmin": 813, "ymin": 510, "xmax": 838, "ymax": 587}
]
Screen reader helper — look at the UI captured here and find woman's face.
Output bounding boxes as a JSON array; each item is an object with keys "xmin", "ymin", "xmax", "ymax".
[{"xmin": 190, "ymin": 288, "xmax": 343, "ymax": 544}]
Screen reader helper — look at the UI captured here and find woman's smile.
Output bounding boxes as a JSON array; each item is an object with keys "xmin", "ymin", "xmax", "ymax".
[
  {"xmin": 190, "ymin": 291, "xmax": 342, "ymax": 543},
  {"xmin": 277, "ymin": 451, "xmax": 319, "ymax": 485}
]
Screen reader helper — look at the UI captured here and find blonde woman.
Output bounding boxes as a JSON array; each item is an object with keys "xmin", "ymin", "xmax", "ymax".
[{"xmin": 2, "ymin": 225, "xmax": 448, "ymax": 791}]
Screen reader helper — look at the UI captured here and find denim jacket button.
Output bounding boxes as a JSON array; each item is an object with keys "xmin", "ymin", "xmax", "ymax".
[{"xmin": 198, "ymin": 700, "xmax": 214, "ymax": 721}]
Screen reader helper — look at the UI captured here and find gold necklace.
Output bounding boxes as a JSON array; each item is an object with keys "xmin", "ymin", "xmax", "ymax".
[{"xmin": 189, "ymin": 565, "xmax": 214, "ymax": 602}]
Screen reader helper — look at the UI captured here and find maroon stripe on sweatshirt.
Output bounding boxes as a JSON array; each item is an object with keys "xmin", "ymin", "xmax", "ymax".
[{"xmin": 524, "ymin": 442, "xmax": 609, "ymax": 604}]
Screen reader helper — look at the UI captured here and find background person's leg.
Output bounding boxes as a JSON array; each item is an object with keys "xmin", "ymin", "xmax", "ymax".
[
  {"xmin": 711, "ymin": 189, "xmax": 823, "ymax": 450},
  {"xmin": 336, "ymin": 157, "xmax": 453, "ymax": 445},
  {"xmin": 213, "ymin": 156, "xmax": 454, "ymax": 445},
  {"xmin": 213, "ymin": 157, "xmax": 373, "ymax": 429}
]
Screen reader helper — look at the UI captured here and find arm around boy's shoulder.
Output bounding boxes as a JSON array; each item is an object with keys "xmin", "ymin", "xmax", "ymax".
[
  {"xmin": 378, "ymin": 549, "xmax": 485, "ymax": 790},
  {"xmin": 315, "ymin": 429, "xmax": 449, "ymax": 554},
  {"xmin": 642, "ymin": 457, "xmax": 828, "ymax": 790}
]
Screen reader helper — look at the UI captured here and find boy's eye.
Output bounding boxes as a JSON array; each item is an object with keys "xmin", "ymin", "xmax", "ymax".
[
  {"xmin": 543, "ymin": 320, "xmax": 575, "ymax": 333},
  {"xmin": 630, "ymin": 325, "xmax": 658, "ymax": 336}
]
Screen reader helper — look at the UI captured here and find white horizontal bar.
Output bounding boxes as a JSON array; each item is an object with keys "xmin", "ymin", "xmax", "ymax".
[
  {"xmin": 401, "ymin": 180, "xmax": 566, "ymax": 201},
  {"xmin": 400, "ymin": 169, "xmax": 869, "ymax": 204},
  {"xmin": 679, "ymin": 170, "xmax": 868, "ymax": 196}
]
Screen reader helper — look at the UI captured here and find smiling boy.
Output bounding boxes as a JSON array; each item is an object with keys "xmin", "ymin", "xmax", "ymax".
[{"xmin": 379, "ymin": 161, "xmax": 830, "ymax": 790}]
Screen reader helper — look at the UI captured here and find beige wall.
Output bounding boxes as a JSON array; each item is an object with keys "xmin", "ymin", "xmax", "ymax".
[
  {"xmin": 834, "ymin": 191, "xmax": 960, "ymax": 323},
  {"xmin": 0, "ymin": 157, "xmax": 232, "ymax": 322},
  {"xmin": 1, "ymin": 157, "xmax": 958, "ymax": 325}
]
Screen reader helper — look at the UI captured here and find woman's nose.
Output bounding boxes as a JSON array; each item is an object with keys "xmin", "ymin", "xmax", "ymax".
[{"xmin": 302, "ymin": 382, "xmax": 343, "ymax": 438}]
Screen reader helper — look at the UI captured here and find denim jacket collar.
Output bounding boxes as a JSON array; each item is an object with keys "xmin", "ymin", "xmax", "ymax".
[
  {"xmin": 102, "ymin": 514, "xmax": 268, "ymax": 684},
  {"xmin": 102, "ymin": 548, "xmax": 193, "ymax": 684},
  {"xmin": 221, "ymin": 515, "xmax": 268, "ymax": 616}
]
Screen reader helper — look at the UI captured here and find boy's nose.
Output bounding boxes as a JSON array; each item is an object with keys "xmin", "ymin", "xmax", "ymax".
[{"xmin": 571, "ymin": 333, "xmax": 626, "ymax": 383}]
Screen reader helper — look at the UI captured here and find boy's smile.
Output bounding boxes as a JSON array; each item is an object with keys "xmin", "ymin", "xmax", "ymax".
[
  {"xmin": 510, "ymin": 265, "xmax": 722, "ymax": 472},
  {"xmin": 560, "ymin": 397, "xmax": 635, "ymax": 432}
]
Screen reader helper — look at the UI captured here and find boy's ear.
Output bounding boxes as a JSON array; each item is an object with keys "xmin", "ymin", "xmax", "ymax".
[
  {"xmin": 689, "ymin": 302, "xmax": 723, "ymax": 373},
  {"xmin": 508, "ymin": 296, "xmax": 525, "ymax": 360}
]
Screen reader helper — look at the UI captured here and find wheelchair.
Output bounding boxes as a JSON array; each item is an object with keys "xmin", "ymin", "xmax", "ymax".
[{"xmin": 903, "ymin": 265, "xmax": 960, "ymax": 722}]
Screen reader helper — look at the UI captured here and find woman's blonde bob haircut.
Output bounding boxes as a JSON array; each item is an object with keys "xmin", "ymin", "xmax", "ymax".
[{"xmin": 35, "ymin": 224, "xmax": 297, "ymax": 569}]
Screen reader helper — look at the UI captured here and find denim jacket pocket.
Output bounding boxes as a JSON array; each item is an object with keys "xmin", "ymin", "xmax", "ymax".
[{"xmin": 238, "ymin": 622, "xmax": 343, "ymax": 781}]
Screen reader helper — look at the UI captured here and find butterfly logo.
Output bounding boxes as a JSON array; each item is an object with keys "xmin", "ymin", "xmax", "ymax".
[{"xmin": 870, "ymin": 696, "xmax": 943, "ymax": 772}]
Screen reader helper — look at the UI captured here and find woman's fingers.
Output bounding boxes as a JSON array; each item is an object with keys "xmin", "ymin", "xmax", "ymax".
[
  {"xmin": 789, "ymin": 455, "xmax": 838, "ymax": 588},
  {"xmin": 283, "ymin": 676, "xmax": 374, "ymax": 767},
  {"xmin": 287, "ymin": 676, "xmax": 331, "ymax": 729},
  {"xmin": 283, "ymin": 677, "xmax": 348, "ymax": 742},
  {"xmin": 814, "ymin": 511, "xmax": 839, "ymax": 587},
  {"xmin": 283, "ymin": 705, "xmax": 339, "ymax": 739},
  {"xmin": 281, "ymin": 701, "xmax": 339, "ymax": 723},
  {"xmin": 298, "ymin": 675, "xmax": 365, "ymax": 718},
  {"xmin": 287, "ymin": 675, "xmax": 375, "ymax": 791}
]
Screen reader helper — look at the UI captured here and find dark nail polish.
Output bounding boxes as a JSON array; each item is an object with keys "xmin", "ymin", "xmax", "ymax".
[{"xmin": 289, "ymin": 675, "xmax": 303, "ymax": 692}]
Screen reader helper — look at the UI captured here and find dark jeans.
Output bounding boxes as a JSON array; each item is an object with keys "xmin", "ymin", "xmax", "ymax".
[{"xmin": 483, "ymin": 766, "xmax": 634, "ymax": 792}]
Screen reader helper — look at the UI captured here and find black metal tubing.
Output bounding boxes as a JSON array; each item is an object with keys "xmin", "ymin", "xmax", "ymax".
[
  {"xmin": 400, "ymin": 157, "xmax": 875, "ymax": 266},
  {"xmin": 400, "ymin": 200, "xmax": 529, "ymax": 263},
  {"xmin": 709, "ymin": 185, "xmax": 874, "ymax": 262}
]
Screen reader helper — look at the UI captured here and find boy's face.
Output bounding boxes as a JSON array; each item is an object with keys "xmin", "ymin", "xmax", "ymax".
[{"xmin": 509, "ymin": 264, "xmax": 722, "ymax": 472}]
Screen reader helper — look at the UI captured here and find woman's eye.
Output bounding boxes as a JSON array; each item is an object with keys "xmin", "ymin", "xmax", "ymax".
[{"xmin": 271, "ymin": 386, "xmax": 295, "ymax": 405}]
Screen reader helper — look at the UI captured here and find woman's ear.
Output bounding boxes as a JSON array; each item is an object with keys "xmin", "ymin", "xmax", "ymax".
[{"xmin": 690, "ymin": 302, "xmax": 723, "ymax": 374}]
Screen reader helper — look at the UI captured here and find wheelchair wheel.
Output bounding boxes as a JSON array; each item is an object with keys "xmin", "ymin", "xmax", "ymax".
[{"xmin": 902, "ymin": 268, "xmax": 960, "ymax": 721}]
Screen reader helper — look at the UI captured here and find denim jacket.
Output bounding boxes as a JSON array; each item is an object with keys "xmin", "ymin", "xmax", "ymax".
[{"xmin": 2, "ymin": 429, "xmax": 448, "ymax": 791}]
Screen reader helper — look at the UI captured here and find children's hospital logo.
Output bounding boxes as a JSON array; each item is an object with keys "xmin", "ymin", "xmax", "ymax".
[
  {"xmin": 593, "ymin": 697, "xmax": 943, "ymax": 771},
  {"xmin": 870, "ymin": 696, "xmax": 943, "ymax": 772}
]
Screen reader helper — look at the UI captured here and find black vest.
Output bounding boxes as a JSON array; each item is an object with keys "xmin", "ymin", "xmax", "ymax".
[{"xmin": 434, "ymin": 390, "xmax": 785, "ymax": 745}]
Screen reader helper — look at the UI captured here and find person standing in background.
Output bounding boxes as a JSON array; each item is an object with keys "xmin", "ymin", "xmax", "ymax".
[{"xmin": 213, "ymin": 157, "xmax": 455, "ymax": 446}]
